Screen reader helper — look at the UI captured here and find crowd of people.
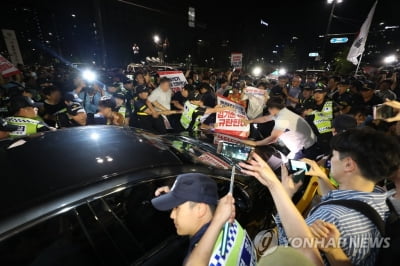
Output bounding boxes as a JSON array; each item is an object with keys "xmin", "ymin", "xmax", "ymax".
[{"xmin": 2, "ymin": 63, "xmax": 400, "ymax": 265}]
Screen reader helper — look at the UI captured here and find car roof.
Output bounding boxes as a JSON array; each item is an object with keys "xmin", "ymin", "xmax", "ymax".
[{"xmin": 0, "ymin": 126, "xmax": 182, "ymax": 219}]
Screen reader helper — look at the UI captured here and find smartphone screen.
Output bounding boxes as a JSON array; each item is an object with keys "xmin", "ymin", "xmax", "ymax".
[
  {"xmin": 289, "ymin": 159, "xmax": 309, "ymax": 173},
  {"xmin": 217, "ymin": 141, "xmax": 254, "ymax": 161},
  {"xmin": 373, "ymin": 104, "xmax": 394, "ymax": 120}
]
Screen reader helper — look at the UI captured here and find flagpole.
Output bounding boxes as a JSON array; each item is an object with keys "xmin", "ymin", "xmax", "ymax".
[{"xmin": 355, "ymin": 53, "xmax": 364, "ymax": 77}]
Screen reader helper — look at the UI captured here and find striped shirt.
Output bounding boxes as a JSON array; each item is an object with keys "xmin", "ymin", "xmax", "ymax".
[{"xmin": 275, "ymin": 189, "xmax": 389, "ymax": 266}]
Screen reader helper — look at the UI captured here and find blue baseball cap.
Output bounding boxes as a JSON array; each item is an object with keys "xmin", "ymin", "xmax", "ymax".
[{"xmin": 151, "ymin": 173, "xmax": 218, "ymax": 211}]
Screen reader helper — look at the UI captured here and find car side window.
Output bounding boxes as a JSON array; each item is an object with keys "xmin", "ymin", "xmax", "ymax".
[
  {"xmin": 0, "ymin": 209, "xmax": 100, "ymax": 266},
  {"xmin": 0, "ymin": 176, "xmax": 186, "ymax": 266}
]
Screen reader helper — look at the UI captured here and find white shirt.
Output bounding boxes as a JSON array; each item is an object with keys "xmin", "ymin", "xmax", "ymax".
[
  {"xmin": 148, "ymin": 87, "xmax": 172, "ymax": 111},
  {"xmin": 241, "ymin": 93, "xmax": 266, "ymax": 120},
  {"xmin": 273, "ymin": 108, "xmax": 317, "ymax": 157}
]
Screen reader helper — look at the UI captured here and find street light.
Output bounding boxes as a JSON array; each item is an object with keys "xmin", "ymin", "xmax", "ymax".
[
  {"xmin": 322, "ymin": 0, "xmax": 344, "ymax": 59},
  {"xmin": 153, "ymin": 35, "xmax": 160, "ymax": 43},
  {"xmin": 384, "ymin": 55, "xmax": 397, "ymax": 64},
  {"xmin": 278, "ymin": 68, "xmax": 287, "ymax": 75},
  {"xmin": 252, "ymin": 67, "xmax": 262, "ymax": 77}
]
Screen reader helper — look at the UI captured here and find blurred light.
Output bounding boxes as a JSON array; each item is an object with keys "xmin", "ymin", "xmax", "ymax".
[
  {"xmin": 82, "ymin": 69, "xmax": 97, "ymax": 82},
  {"xmin": 278, "ymin": 68, "xmax": 287, "ymax": 75},
  {"xmin": 383, "ymin": 55, "xmax": 397, "ymax": 64},
  {"xmin": 379, "ymin": 22, "xmax": 385, "ymax": 26},
  {"xmin": 96, "ymin": 157, "xmax": 104, "ymax": 164},
  {"xmin": 198, "ymin": 39, "xmax": 203, "ymax": 42},
  {"xmin": 272, "ymin": 50, "xmax": 278, "ymax": 54},
  {"xmin": 106, "ymin": 156, "xmax": 113, "ymax": 162},
  {"xmin": 48, "ymin": 32, "xmax": 53, "ymax": 36},
  {"xmin": 252, "ymin": 67, "xmax": 262, "ymax": 77},
  {"xmin": 153, "ymin": 35, "xmax": 160, "ymax": 43},
  {"xmin": 90, "ymin": 132, "xmax": 100, "ymax": 140},
  {"xmin": 337, "ymin": 0, "xmax": 343, "ymax": 3},
  {"xmin": 319, "ymin": 35, "xmax": 325, "ymax": 38},
  {"xmin": 71, "ymin": 14, "xmax": 76, "ymax": 18},
  {"xmin": 385, "ymin": 26, "xmax": 399, "ymax": 30},
  {"xmin": 327, "ymin": 0, "xmax": 334, "ymax": 3}
]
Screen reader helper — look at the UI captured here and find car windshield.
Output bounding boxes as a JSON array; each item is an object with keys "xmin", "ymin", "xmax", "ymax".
[{"xmin": 138, "ymin": 132, "xmax": 232, "ymax": 170}]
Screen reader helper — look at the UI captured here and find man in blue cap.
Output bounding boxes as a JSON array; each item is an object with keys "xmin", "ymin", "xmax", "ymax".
[
  {"xmin": 152, "ymin": 173, "xmax": 218, "ymax": 250},
  {"xmin": 152, "ymin": 173, "xmax": 256, "ymax": 266}
]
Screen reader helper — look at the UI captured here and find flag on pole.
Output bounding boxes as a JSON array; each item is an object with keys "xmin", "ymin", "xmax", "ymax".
[{"xmin": 346, "ymin": 1, "xmax": 378, "ymax": 65}]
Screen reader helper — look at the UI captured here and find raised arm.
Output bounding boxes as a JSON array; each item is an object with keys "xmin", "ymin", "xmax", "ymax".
[{"xmin": 239, "ymin": 153, "xmax": 323, "ymax": 266}]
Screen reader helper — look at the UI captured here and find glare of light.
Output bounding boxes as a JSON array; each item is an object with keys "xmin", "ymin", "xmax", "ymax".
[
  {"xmin": 198, "ymin": 39, "xmax": 203, "ymax": 42},
  {"xmin": 383, "ymin": 55, "xmax": 397, "ymax": 64},
  {"xmin": 90, "ymin": 132, "xmax": 100, "ymax": 140},
  {"xmin": 82, "ymin": 69, "xmax": 97, "ymax": 82},
  {"xmin": 252, "ymin": 67, "xmax": 262, "ymax": 77},
  {"xmin": 327, "ymin": 0, "xmax": 334, "ymax": 3},
  {"xmin": 337, "ymin": 0, "xmax": 343, "ymax": 3},
  {"xmin": 96, "ymin": 157, "xmax": 104, "ymax": 164},
  {"xmin": 153, "ymin": 35, "xmax": 160, "ymax": 43},
  {"xmin": 106, "ymin": 156, "xmax": 113, "ymax": 162},
  {"xmin": 71, "ymin": 14, "xmax": 76, "ymax": 18},
  {"xmin": 278, "ymin": 68, "xmax": 287, "ymax": 75}
]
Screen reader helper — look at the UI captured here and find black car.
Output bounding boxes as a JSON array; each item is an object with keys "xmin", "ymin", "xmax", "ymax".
[{"xmin": 0, "ymin": 126, "xmax": 272, "ymax": 266}]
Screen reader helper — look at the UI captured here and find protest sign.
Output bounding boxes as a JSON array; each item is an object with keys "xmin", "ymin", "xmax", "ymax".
[
  {"xmin": 158, "ymin": 71, "xmax": 187, "ymax": 92},
  {"xmin": 215, "ymin": 96, "xmax": 249, "ymax": 138},
  {"xmin": 244, "ymin": 86, "xmax": 266, "ymax": 98},
  {"xmin": 231, "ymin": 53, "xmax": 243, "ymax": 69},
  {"xmin": 0, "ymin": 54, "xmax": 20, "ymax": 77}
]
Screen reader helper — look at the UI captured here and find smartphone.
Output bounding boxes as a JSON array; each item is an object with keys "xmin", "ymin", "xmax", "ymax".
[
  {"xmin": 287, "ymin": 159, "xmax": 310, "ymax": 174},
  {"xmin": 373, "ymin": 104, "xmax": 394, "ymax": 120},
  {"xmin": 217, "ymin": 141, "xmax": 254, "ymax": 161}
]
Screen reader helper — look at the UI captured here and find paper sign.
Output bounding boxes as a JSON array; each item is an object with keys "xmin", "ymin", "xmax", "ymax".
[
  {"xmin": 213, "ymin": 133, "xmax": 244, "ymax": 145},
  {"xmin": 231, "ymin": 53, "xmax": 243, "ymax": 69},
  {"xmin": 158, "ymin": 71, "xmax": 188, "ymax": 93},
  {"xmin": 244, "ymin": 86, "xmax": 266, "ymax": 98},
  {"xmin": 0, "ymin": 54, "xmax": 21, "ymax": 77},
  {"xmin": 215, "ymin": 96, "xmax": 250, "ymax": 138}
]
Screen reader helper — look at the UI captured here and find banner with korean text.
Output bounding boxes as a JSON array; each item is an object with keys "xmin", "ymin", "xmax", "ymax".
[
  {"xmin": 244, "ymin": 86, "xmax": 266, "ymax": 98},
  {"xmin": 215, "ymin": 96, "xmax": 249, "ymax": 138},
  {"xmin": 231, "ymin": 53, "xmax": 243, "ymax": 69},
  {"xmin": 158, "ymin": 71, "xmax": 188, "ymax": 93}
]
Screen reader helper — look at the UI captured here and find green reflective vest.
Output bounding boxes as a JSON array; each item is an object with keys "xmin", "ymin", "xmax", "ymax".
[
  {"xmin": 208, "ymin": 220, "xmax": 257, "ymax": 266},
  {"xmin": 312, "ymin": 101, "xmax": 333, "ymax": 134},
  {"xmin": 180, "ymin": 101, "xmax": 200, "ymax": 130},
  {"xmin": 6, "ymin": 116, "xmax": 48, "ymax": 138}
]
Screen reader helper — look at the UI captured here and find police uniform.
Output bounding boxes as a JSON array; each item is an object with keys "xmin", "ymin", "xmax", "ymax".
[
  {"xmin": 55, "ymin": 102, "xmax": 86, "ymax": 128},
  {"xmin": 180, "ymin": 101, "xmax": 207, "ymax": 131},
  {"xmin": 332, "ymin": 90, "xmax": 353, "ymax": 114},
  {"xmin": 6, "ymin": 116, "xmax": 50, "ymax": 138},
  {"xmin": 133, "ymin": 95, "xmax": 166, "ymax": 134}
]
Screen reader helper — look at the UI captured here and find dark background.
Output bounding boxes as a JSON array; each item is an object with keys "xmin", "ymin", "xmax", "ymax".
[{"xmin": 1, "ymin": 0, "xmax": 398, "ymax": 69}]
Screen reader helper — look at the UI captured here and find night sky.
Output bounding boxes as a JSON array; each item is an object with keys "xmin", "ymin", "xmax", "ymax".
[{"xmin": 1, "ymin": 0, "xmax": 398, "ymax": 68}]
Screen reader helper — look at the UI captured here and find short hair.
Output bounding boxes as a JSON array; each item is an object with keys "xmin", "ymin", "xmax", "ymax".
[
  {"xmin": 257, "ymin": 82, "xmax": 267, "ymax": 89},
  {"xmin": 332, "ymin": 115, "xmax": 357, "ymax": 134},
  {"xmin": 330, "ymin": 128, "xmax": 400, "ymax": 183},
  {"xmin": 267, "ymin": 97, "xmax": 285, "ymax": 110},
  {"xmin": 159, "ymin": 77, "xmax": 170, "ymax": 84},
  {"xmin": 189, "ymin": 201, "xmax": 216, "ymax": 215}
]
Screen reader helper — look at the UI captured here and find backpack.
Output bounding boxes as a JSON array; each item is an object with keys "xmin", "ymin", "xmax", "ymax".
[{"xmin": 309, "ymin": 199, "xmax": 400, "ymax": 266}]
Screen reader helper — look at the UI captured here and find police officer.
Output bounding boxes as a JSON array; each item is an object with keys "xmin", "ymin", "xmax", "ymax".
[
  {"xmin": 332, "ymin": 79, "xmax": 353, "ymax": 115},
  {"xmin": 54, "ymin": 93, "xmax": 87, "ymax": 128},
  {"xmin": 6, "ymin": 96, "xmax": 52, "ymax": 138},
  {"xmin": 303, "ymin": 83, "xmax": 334, "ymax": 155},
  {"xmin": 0, "ymin": 117, "xmax": 19, "ymax": 139},
  {"xmin": 133, "ymin": 85, "xmax": 169, "ymax": 134},
  {"xmin": 113, "ymin": 92, "xmax": 130, "ymax": 126}
]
